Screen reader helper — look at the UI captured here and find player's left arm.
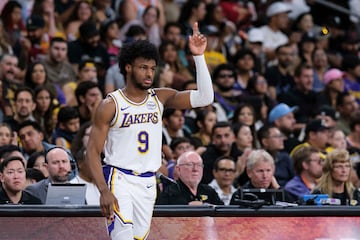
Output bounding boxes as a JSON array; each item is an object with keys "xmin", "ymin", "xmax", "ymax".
[{"xmin": 157, "ymin": 22, "xmax": 214, "ymax": 109}]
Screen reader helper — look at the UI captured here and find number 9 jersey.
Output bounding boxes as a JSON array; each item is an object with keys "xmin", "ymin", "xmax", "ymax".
[{"xmin": 104, "ymin": 88, "xmax": 164, "ymax": 173}]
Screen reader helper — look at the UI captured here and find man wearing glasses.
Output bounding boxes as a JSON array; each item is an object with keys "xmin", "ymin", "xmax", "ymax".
[
  {"xmin": 208, "ymin": 156, "xmax": 237, "ymax": 205},
  {"xmin": 156, "ymin": 151, "xmax": 224, "ymax": 205}
]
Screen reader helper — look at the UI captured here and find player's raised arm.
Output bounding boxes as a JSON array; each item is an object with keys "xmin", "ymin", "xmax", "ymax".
[{"xmin": 162, "ymin": 22, "xmax": 214, "ymax": 109}]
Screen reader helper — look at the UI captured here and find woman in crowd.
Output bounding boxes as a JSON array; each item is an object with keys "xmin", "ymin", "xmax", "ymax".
[
  {"xmin": 64, "ymin": 0, "xmax": 94, "ymax": 41},
  {"xmin": 33, "ymin": 86, "xmax": 58, "ymax": 142},
  {"xmin": 0, "ymin": 1, "xmax": 25, "ymax": 47},
  {"xmin": 312, "ymin": 149, "xmax": 360, "ymax": 205},
  {"xmin": 24, "ymin": 61, "xmax": 66, "ymax": 105},
  {"xmin": 0, "ymin": 123, "xmax": 15, "ymax": 147},
  {"xmin": 27, "ymin": 152, "xmax": 49, "ymax": 178},
  {"xmin": 159, "ymin": 40, "xmax": 193, "ymax": 90}
]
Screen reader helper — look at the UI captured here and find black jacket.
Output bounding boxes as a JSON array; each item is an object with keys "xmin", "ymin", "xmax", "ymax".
[{"xmin": 156, "ymin": 179, "xmax": 224, "ymax": 205}]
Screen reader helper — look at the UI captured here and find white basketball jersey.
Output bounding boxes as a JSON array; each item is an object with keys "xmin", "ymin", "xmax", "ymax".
[{"xmin": 104, "ymin": 89, "xmax": 163, "ymax": 173}]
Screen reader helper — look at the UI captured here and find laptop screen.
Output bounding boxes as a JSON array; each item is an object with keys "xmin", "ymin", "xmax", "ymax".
[{"xmin": 45, "ymin": 183, "xmax": 87, "ymax": 205}]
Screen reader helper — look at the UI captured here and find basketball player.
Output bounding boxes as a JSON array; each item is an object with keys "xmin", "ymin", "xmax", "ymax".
[{"xmin": 86, "ymin": 22, "xmax": 213, "ymax": 239}]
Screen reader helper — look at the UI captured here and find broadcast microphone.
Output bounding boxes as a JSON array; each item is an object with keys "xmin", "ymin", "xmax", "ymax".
[{"xmin": 156, "ymin": 172, "xmax": 177, "ymax": 185}]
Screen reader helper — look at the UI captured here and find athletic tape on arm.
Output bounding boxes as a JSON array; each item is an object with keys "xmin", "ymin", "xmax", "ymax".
[{"xmin": 190, "ymin": 55, "xmax": 214, "ymax": 108}]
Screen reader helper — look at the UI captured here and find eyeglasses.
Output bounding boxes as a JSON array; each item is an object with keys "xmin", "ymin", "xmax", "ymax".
[
  {"xmin": 218, "ymin": 74, "xmax": 234, "ymax": 78},
  {"xmin": 217, "ymin": 168, "xmax": 236, "ymax": 173},
  {"xmin": 179, "ymin": 162, "xmax": 204, "ymax": 168}
]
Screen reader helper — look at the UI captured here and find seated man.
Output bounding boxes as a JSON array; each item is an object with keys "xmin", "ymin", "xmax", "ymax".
[
  {"xmin": 156, "ymin": 151, "xmax": 224, "ymax": 205},
  {"xmin": 230, "ymin": 149, "xmax": 282, "ymax": 205},
  {"xmin": 208, "ymin": 156, "xmax": 237, "ymax": 205},
  {"xmin": 0, "ymin": 156, "xmax": 41, "ymax": 204},
  {"xmin": 25, "ymin": 147, "xmax": 73, "ymax": 203},
  {"xmin": 285, "ymin": 146, "xmax": 323, "ymax": 202}
]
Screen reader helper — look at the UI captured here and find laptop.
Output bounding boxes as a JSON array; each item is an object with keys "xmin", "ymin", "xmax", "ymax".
[
  {"xmin": 45, "ymin": 183, "xmax": 87, "ymax": 205},
  {"xmin": 240, "ymin": 188, "xmax": 285, "ymax": 205}
]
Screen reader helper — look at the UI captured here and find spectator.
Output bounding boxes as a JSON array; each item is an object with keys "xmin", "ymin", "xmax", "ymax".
[
  {"xmin": 201, "ymin": 121, "xmax": 238, "ymax": 184},
  {"xmin": 4, "ymin": 87, "xmax": 36, "ymax": 132},
  {"xmin": 70, "ymin": 121, "xmax": 92, "ymax": 158},
  {"xmin": 0, "ymin": 144, "xmax": 26, "ymax": 164},
  {"xmin": 258, "ymin": 125, "xmax": 294, "ymax": 187},
  {"xmin": 74, "ymin": 81, "xmax": 103, "ymax": 125},
  {"xmin": 269, "ymin": 103, "xmax": 300, "ymax": 153},
  {"xmin": 0, "ymin": 156, "xmax": 41, "ymax": 204},
  {"xmin": 342, "ymin": 54, "xmax": 360, "ymax": 105},
  {"xmin": 24, "ymin": 14, "xmax": 52, "ymax": 63},
  {"xmin": 312, "ymin": 149, "xmax": 360, "ymax": 205},
  {"xmin": 33, "ymin": 86, "xmax": 58, "ymax": 142},
  {"xmin": 285, "ymin": 146, "xmax": 323, "ymax": 202},
  {"xmin": 159, "ymin": 40, "xmax": 194, "ymax": 90},
  {"xmin": 260, "ymin": 1, "xmax": 291, "ymax": 62},
  {"xmin": 177, "ymin": 0, "xmax": 206, "ymax": 37},
  {"xmin": 278, "ymin": 63, "xmax": 319, "ymax": 125},
  {"xmin": 100, "ymin": 19, "xmax": 121, "ymax": 66},
  {"xmin": 167, "ymin": 137, "xmax": 195, "ymax": 180},
  {"xmin": 345, "ymin": 111, "xmax": 360, "ymax": 155},
  {"xmin": 317, "ymin": 68, "xmax": 345, "ymax": 109},
  {"xmin": 0, "ymin": 1, "xmax": 25, "ymax": 47},
  {"xmin": 230, "ymin": 149, "xmax": 281, "ymax": 205},
  {"xmin": 52, "ymin": 106, "xmax": 80, "ymax": 150},
  {"xmin": 156, "ymin": 151, "xmax": 224, "ymax": 205},
  {"xmin": 25, "ymin": 168, "xmax": 46, "ymax": 187},
  {"xmin": 25, "ymin": 147, "xmax": 73, "ymax": 204},
  {"xmin": 18, "ymin": 120, "xmax": 56, "ymax": 160},
  {"xmin": 314, "ymin": 105, "xmax": 339, "ymax": 129},
  {"xmin": 0, "ymin": 54, "xmax": 22, "ymax": 117},
  {"xmin": 64, "ymin": 0, "xmax": 94, "ymax": 41},
  {"xmin": 67, "ymin": 20, "xmax": 109, "ymax": 91},
  {"xmin": 0, "ymin": 18, "xmax": 13, "ymax": 55},
  {"xmin": 212, "ymin": 63, "xmax": 243, "ymax": 119},
  {"xmin": 208, "ymin": 156, "xmax": 237, "ymax": 205},
  {"xmin": 327, "ymin": 128, "xmax": 347, "ymax": 153},
  {"xmin": 0, "ymin": 123, "xmax": 16, "ymax": 147},
  {"xmin": 63, "ymin": 59, "xmax": 98, "ymax": 106},
  {"xmin": 336, "ymin": 92, "xmax": 359, "ymax": 135},
  {"xmin": 70, "ymin": 147, "xmax": 100, "ymax": 205},
  {"xmin": 162, "ymin": 109, "xmax": 190, "ymax": 146},
  {"xmin": 290, "ymin": 119, "xmax": 330, "ymax": 159},
  {"xmin": 264, "ymin": 44, "xmax": 296, "ymax": 100},
  {"xmin": 232, "ymin": 49, "xmax": 256, "ymax": 92},
  {"xmin": 162, "ymin": 22, "xmax": 187, "ymax": 68},
  {"xmin": 191, "ymin": 108, "xmax": 217, "ymax": 148},
  {"xmin": 41, "ymin": 37, "xmax": 77, "ymax": 87},
  {"xmin": 27, "ymin": 152, "xmax": 49, "ymax": 178},
  {"xmin": 312, "ymin": 48, "xmax": 329, "ymax": 92},
  {"xmin": 24, "ymin": 61, "xmax": 66, "ymax": 105}
]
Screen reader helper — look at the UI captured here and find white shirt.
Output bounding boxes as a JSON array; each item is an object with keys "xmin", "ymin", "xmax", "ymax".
[
  {"xmin": 260, "ymin": 25, "xmax": 289, "ymax": 51},
  {"xmin": 208, "ymin": 179, "xmax": 237, "ymax": 205},
  {"xmin": 70, "ymin": 176, "xmax": 100, "ymax": 205}
]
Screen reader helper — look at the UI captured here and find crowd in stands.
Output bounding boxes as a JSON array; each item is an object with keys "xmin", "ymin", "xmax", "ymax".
[{"xmin": 1, "ymin": 0, "xmax": 360, "ymax": 206}]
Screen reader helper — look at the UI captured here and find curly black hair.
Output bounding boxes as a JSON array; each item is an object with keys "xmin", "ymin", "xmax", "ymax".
[{"xmin": 118, "ymin": 40, "xmax": 159, "ymax": 77}]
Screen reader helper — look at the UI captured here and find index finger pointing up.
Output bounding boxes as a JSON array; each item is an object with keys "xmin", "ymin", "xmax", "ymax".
[{"xmin": 193, "ymin": 22, "xmax": 199, "ymax": 35}]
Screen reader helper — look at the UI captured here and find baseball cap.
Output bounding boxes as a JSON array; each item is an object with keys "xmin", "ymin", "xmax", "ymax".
[
  {"xmin": 268, "ymin": 103, "xmax": 298, "ymax": 123},
  {"xmin": 247, "ymin": 28, "xmax": 264, "ymax": 43},
  {"xmin": 26, "ymin": 15, "xmax": 45, "ymax": 30},
  {"xmin": 305, "ymin": 119, "xmax": 330, "ymax": 134},
  {"xmin": 79, "ymin": 21, "xmax": 99, "ymax": 38},
  {"xmin": 317, "ymin": 105, "xmax": 339, "ymax": 121},
  {"xmin": 323, "ymin": 68, "xmax": 344, "ymax": 85},
  {"xmin": 266, "ymin": 2, "xmax": 291, "ymax": 17}
]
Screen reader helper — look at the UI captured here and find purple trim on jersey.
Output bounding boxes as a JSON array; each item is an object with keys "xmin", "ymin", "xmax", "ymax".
[{"xmin": 107, "ymin": 219, "xmax": 115, "ymax": 235}]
